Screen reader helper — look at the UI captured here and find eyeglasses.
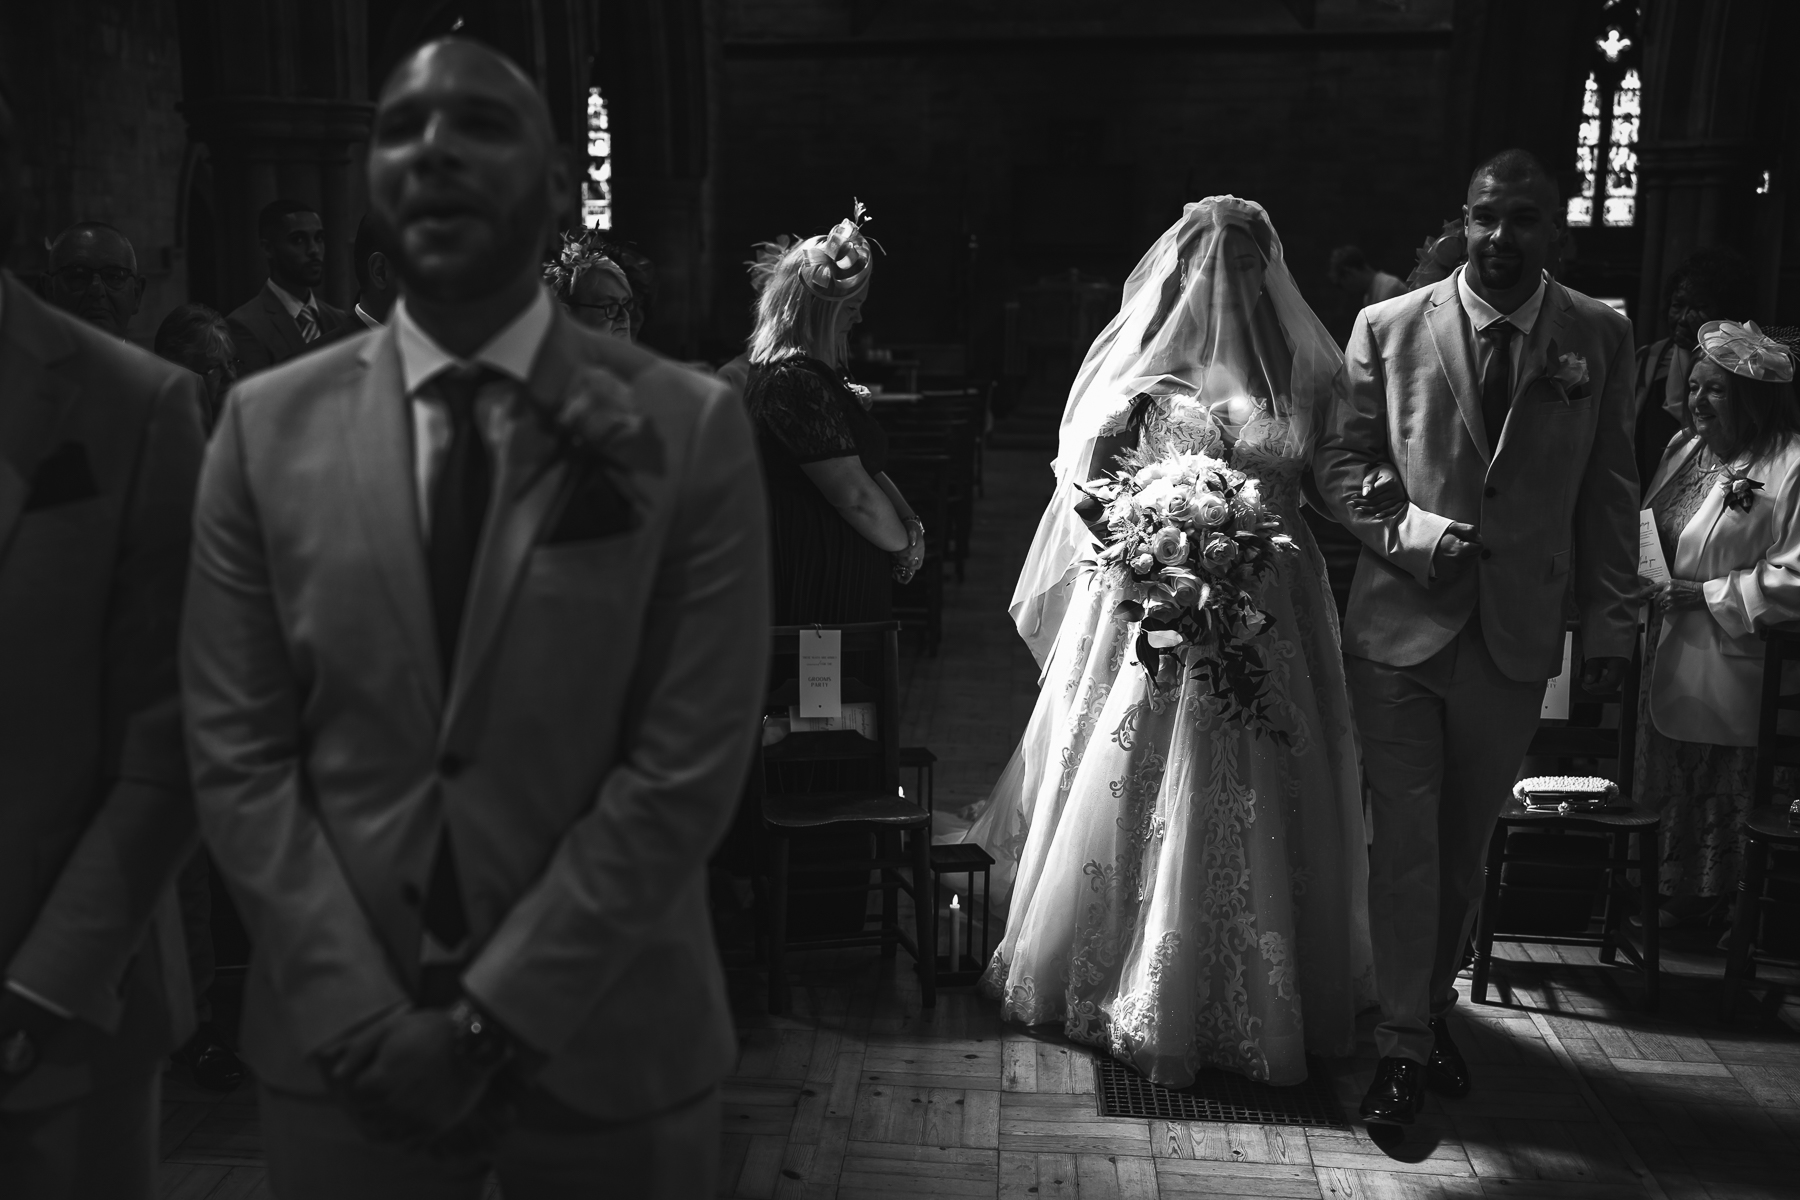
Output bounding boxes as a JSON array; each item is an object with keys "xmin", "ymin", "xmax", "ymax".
[
  {"xmin": 569, "ymin": 298, "xmax": 636, "ymax": 321},
  {"xmin": 52, "ymin": 263, "xmax": 139, "ymax": 292}
]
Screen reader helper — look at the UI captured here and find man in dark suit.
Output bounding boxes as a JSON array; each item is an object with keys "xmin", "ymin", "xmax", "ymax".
[
  {"xmin": 0, "ymin": 89, "xmax": 209, "ymax": 1199},
  {"xmin": 225, "ymin": 198, "xmax": 347, "ymax": 374},
  {"xmin": 184, "ymin": 39, "xmax": 767, "ymax": 1198}
]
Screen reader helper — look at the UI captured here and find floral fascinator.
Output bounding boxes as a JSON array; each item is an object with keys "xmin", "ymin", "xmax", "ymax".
[
  {"xmin": 1698, "ymin": 319, "xmax": 1797, "ymax": 384},
  {"xmin": 543, "ymin": 227, "xmax": 630, "ymax": 297},
  {"xmin": 795, "ymin": 199, "xmax": 879, "ymax": 301}
]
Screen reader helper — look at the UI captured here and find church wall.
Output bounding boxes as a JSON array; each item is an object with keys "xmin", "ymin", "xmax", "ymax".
[
  {"xmin": 711, "ymin": 2, "xmax": 1458, "ymax": 366},
  {"xmin": 0, "ymin": 0, "xmax": 190, "ymax": 346}
]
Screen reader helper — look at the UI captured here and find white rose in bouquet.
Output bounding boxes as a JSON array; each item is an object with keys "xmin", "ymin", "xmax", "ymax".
[
  {"xmin": 1150, "ymin": 526, "xmax": 1190, "ymax": 566},
  {"xmin": 1192, "ymin": 491, "xmax": 1231, "ymax": 528}
]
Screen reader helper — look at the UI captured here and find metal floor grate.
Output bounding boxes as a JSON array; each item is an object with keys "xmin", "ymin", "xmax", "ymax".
[{"xmin": 1093, "ymin": 1057, "xmax": 1349, "ymax": 1127}]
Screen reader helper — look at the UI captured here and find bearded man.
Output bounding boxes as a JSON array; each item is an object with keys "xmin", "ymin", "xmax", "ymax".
[{"xmin": 182, "ymin": 39, "xmax": 768, "ymax": 1197}]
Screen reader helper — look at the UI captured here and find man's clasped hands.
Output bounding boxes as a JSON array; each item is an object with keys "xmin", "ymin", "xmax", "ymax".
[{"xmin": 314, "ymin": 1002, "xmax": 537, "ymax": 1150}]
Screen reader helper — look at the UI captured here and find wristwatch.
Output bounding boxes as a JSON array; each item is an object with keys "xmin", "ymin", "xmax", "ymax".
[
  {"xmin": 445, "ymin": 999, "xmax": 513, "ymax": 1072},
  {"xmin": 0, "ymin": 1028, "xmax": 36, "ymax": 1078}
]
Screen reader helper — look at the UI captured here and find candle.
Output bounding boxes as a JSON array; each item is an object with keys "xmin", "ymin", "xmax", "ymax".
[{"xmin": 949, "ymin": 893, "xmax": 962, "ymax": 969}]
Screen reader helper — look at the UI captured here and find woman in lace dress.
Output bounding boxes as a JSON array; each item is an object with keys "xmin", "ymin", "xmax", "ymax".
[{"xmin": 963, "ymin": 197, "xmax": 1375, "ymax": 1087}]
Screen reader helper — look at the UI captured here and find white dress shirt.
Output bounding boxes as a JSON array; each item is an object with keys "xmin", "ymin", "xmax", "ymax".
[
  {"xmin": 392, "ymin": 287, "xmax": 553, "ymax": 539},
  {"xmin": 264, "ymin": 276, "xmax": 319, "ymax": 321},
  {"xmin": 1456, "ymin": 263, "xmax": 1546, "ymax": 387}
]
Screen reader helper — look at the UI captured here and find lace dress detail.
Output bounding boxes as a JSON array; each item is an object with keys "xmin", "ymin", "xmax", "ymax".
[
  {"xmin": 963, "ymin": 394, "xmax": 1374, "ymax": 1087},
  {"xmin": 1634, "ymin": 441, "xmax": 1792, "ymax": 898}
]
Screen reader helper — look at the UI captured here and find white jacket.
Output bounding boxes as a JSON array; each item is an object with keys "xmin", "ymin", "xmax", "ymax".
[{"xmin": 1647, "ymin": 431, "xmax": 1800, "ymax": 745}]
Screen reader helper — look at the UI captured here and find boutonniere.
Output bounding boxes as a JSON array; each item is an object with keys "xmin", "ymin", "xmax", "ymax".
[
  {"xmin": 1722, "ymin": 464, "xmax": 1765, "ymax": 514},
  {"xmin": 1544, "ymin": 339, "xmax": 1591, "ymax": 402},
  {"xmin": 520, "ymin": 364, "xmax": 665, "ymax": 498}
]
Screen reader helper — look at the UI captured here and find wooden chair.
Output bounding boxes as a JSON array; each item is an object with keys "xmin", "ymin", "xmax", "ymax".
[
  {"xmin": 756, "ymin": 623, "xmax": 936, "ymax": 1015},
  {"xmin": 1472, "ymin": 626, "xmax": 1660, "ymax": 1009},
  {"xmin": 1721, "ymin": 629, "xmax": 1800, "ymax": 1020}
]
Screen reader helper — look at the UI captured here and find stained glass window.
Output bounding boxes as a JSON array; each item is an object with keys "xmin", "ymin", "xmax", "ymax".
[
  {"xmin": 582, "ymin": 86, "xmax": 613, "ymax": 230},
  {"xmin": 1564, "ymin": 2, "xmax": 1642, "ymax": 229},
  {"xmin": 1604, "ymin": 68, "xmax": 1640, "ymax": 227}
]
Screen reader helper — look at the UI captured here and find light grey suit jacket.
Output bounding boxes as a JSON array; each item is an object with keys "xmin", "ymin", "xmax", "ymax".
[
  {"xmin": 0, "ymin": 272, "xmax": 203, "ymax": 1110},
  {"xmin": 182, "ymin": 305, "xmax": 770, "ymax": 1119},
  {"xmin": 1313, "ymin": 270, "xmax": 1639, "ymax": 681}
]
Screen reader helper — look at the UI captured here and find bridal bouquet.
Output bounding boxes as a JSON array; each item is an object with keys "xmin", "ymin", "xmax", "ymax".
[{"xmin": 1080, "ymin": 450, "xmax": 1296, "ymax": 738}]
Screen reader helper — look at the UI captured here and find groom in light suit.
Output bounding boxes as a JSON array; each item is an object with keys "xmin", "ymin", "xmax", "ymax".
[
  {"xmin": 1315, "ymin": 150, "xmax": 1638, "ymax": 1124},
  {"xmin": 182, "ymin": 40, "xmax": 768, "ymax": 1197}
]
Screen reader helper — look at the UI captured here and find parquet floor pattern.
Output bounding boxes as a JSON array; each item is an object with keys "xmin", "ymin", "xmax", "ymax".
[
  {"xmin": 710, "ymin": 945, "xmax": 1800, "ymax": 1200},
  {"xmin": 156, "ymin": 446, "xmax": 1800, "ymax": 1197}
]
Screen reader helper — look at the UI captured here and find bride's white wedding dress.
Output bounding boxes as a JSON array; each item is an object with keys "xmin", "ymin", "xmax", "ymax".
[{"xmin": 963, "ymin": 197, "xmax": 1375, "ymax": 1087}]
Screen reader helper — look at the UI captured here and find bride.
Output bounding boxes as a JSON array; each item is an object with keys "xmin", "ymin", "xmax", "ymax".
[{"xmin": 963, "ymin": 196, "xmax": 1375, "ymax": 1087}]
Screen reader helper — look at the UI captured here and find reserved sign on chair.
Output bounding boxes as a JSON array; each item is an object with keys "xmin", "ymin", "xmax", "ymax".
[{"xmin": 798, "ymin": 628, "xmax": 842, "ymax": 719}]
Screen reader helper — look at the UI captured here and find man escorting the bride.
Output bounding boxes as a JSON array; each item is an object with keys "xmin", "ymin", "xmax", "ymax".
[
  {"xmin": 963, "ymin": 195, "xmax": 1378, "ymax": 1089},
  {"xmin": 1315, "ymin": 150, "xmax": 1638, "ymax": 1124}
]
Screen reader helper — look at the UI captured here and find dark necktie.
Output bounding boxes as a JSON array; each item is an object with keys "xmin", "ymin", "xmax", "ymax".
[
  {"xmin": 296, "ymin": 303, "xmax": 320, "ymax": 344},
  {"xmin": 1479, "ymin": 320, "xmax": 1516, "ymax": 452},
  {"xmin": 421, "ymin": 364, "xmax": 499, "ymax": 954}
]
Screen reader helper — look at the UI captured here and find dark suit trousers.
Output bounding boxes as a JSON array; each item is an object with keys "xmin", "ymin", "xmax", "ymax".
[
  {"xmin": 0, "ymin": 1066, "xmax": 159, "ymax": 1200},
  {"xmin": 1347, "ymin": 615, "xmax": 1547, "ymax": 1062},
  {"xmin": 260, "ymin": 1083, "xmax": 720, "ymax": 1199}
]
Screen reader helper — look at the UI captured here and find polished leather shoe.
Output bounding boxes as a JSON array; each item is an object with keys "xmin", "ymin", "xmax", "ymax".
[
  {"xmin": 1426, "ymin": 1016, "xmax": 1471, "ymax": 1098},
  {"xmin": 1360, "ymin": 1056, "xmax": 1427, "ymax": 1125},
  {"xmin": 185, "ymin": 1033, "xmax": 246, "ymax": 1093}
]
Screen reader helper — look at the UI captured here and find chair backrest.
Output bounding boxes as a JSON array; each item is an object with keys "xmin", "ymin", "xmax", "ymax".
[
  {"xmin": 1752, "ymin": 629, "xmax": 1800, "ymax": 808},
  {"xmin": 1526, "ymin": 620, "xmax": 1642, "ymax": 798},
  {"xmin": 764, "ymin": 622, "xmax": 902, "ymax": 795}
]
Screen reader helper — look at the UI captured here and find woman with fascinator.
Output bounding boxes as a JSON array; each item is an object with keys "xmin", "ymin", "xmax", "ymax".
[
  {"xmin": 1636, "ymin": 320, "xmax": 1800, "ymax": 927},
  {"xmin": 963, "ymin": 197, "xmax": 1376, "ymax": 1087},
  {"xmin": 743, "ymin": 204, "xmax": 926, "ymax": 622}
]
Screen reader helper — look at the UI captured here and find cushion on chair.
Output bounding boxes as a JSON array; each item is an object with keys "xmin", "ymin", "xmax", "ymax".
[{"xmin": 763, "ymin": 790, "xmax": 931, "ymax": 830}]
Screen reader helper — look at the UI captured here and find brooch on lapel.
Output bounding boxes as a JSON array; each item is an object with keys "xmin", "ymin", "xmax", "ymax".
[
  {"xmin": 1543, "ymin": 340, "xmax": 1591, "ymax": 402},
  {"xmin": 1722, "ymin": 464, "xmax": 1764, "ymax": 514},
  {"xmin": 520, "ymin": 364, "xmax": 665, "ymax": 506}
]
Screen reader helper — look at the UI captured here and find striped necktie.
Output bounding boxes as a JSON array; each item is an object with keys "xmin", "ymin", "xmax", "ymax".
[{"xmin": 296, "ymin": 303, "xmax": 320, "ymax": 343}]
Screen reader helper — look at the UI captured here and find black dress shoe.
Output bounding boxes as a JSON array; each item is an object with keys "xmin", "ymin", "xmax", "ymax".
[
  {"xmin": 1360, "ymin": 1056, "xmax": 1427, "ymax": 1125},
  {"xmin": 186, "ymin": 1033, "xmax": 246, "ymax": 1093},
  {"xmin": 1426, "ymin": 1016, "xmax": 1471, "ymax": 1098}
]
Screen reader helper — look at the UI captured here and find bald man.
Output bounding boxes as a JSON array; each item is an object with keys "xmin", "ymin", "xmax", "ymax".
[
  {"xmin": 182, "ymin": 38, "xmax": 767, "ymax": 1199},
  {"xmin": 39, "ymin": 222, "xmax": 145, "ymax": 339}
]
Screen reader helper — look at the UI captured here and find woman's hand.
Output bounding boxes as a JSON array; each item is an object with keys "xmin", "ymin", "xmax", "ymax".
[
  {"xmin": 1643, "ymin": 578, "xmax": 1707, "ymax": 613},
  {"xmin": 893, "ymin": 517, "xmax": 926, "ymax": 583},
  {"xmin": 1349, "ymin": 462, "xmax": 1408, "ymax": 522}
]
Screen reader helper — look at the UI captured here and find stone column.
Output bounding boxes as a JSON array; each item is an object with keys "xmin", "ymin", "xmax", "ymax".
[{"xmin": 176, "ymin": 0, "xmax": 372, "ymax": 311}]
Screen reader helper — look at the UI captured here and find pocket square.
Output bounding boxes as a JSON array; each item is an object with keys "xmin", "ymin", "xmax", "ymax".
[
  {"xmin": 542, "ymin": 464, "xmax": 635, "ymax": 545},
  {"xmin": 23, "ymin": 441, "xmax": 99, "ymax": 512}
]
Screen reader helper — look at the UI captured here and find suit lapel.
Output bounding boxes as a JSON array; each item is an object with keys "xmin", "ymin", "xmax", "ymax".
[
  {"xmin": 1511, "ymin": 280, "xmax": 1571, "ymax": 400},
  {"xmin": 263, "ymin": 286, "xmax": 307, "ymax": 360},
  {"xmin": 1424, "ymin": 276, "xmax": 1489, "ymax": 461},
  {"xmin": 439, "ymin": 311, "xmax": 582, "ymax": 749},
  {"xmin": 0, "ymin": 273, "xmax": 79, "ymax": 557},
  {"xmin": 342, "ymin": 327, "xmax": 444, "ymax": 710}
]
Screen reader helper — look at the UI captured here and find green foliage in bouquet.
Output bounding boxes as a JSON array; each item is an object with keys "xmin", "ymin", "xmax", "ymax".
[{"xmin": 1078, "ymin": 446, "xmax": 1297, "ymax": 741}]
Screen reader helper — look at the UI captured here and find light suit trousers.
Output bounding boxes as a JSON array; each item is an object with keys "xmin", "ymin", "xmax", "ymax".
[{"xmin": 1347, "ymin": 616, "xmax": 1547, "ymax": 1062}]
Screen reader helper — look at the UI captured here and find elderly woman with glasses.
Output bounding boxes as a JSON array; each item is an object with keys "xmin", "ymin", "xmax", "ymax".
[
  {"xmin": 1636, "ymin": 320, "xmax": 1800, "ymax": 928},
  {"xmin": 743, "ymin": 202, "xmax": 924, "ymax": 622},
  {"xmin": 543, "ymin": 229, "xmax": 652, "ymax": 342}
]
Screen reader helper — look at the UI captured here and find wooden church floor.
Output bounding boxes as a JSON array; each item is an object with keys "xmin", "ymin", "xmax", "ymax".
[{"xmin": 158, "ymin": 447, "xmax": 1800, "ymax": 1197}]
